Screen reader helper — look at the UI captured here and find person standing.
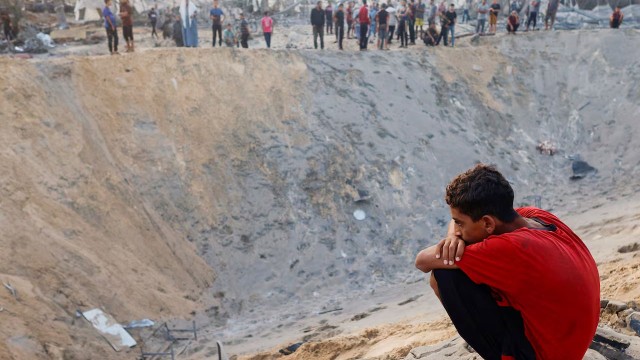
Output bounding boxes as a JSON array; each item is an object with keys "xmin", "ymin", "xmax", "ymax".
[
  {"xmin": 210, "ymin": 0, "xmax": 224, "ymax": 47},
  {"xmin": 239, "ymin": 12, "xmax": 250, "ymax": 48},
  {"xmin": 346, "ymin": 1, "xmax": 354, "ymax": 38},
  {"xmin": 368, "ymin": 2, "xmax": 378, "ymax": 41},
  {"xmin": 475, "ymin": 0, "xmax": 489, "ymax": 33},
  {"xmin": 610, "ymin": 6, "xmax": 623, "ymax": 28},
  {"xmin": 119, "ymin": 0, "xmax": 134, "ymax": 52},
  {"xmin": 0, "ymin": 10, "xmax": 14, "ymax": 41},
  {"xmin": 415, "ymin": 0, "xmax": 426, "ymax": 35},
  {"xmin": 358, "ymin": 0, "xmax": 370, "ymax": 50},
  {"xmin": 149, "ymin": 6, "xmax": 158, "ymax": 38},
  {"xmin": 325, "ymin": 2, "xmax": 334, "ymax": 35},
  {"xmin": 427, "ymin": 0, "xmax": 437, "ymax": 26},
  {"xmin": 386, "ymin": 3, "xmax": 397, "ymax": 45},
  {"xmin": 311, "ymin": 1, "xmax": 325, "ymax": 49},
  {"xmin": 173, "ymin": 13, "xmax": 184, "ymax": 46},
  {"xmin": 407, "ymin": 0, "xmax": 415, "ymax": 44},
  {"xmin": 334, "ymin": 2, "xmax": 345, "ymax": 49},
  {"xmin": 444, "ymin": 3, "xmax": 456, "ymax": 46},
  {"xmin": 103, "ymin": 0, "xmax": 119, "ymax": 54},
  {"xmin": 506, "ymin": 10, "xmax": 519, "ymax": 32},
  {"xmin": 489, "ymin": 0, "xmax": 500, "ymax": 33},
  {"xmin": 461, "ymin": 0, "xmax": 470, "ymax": 23},
  {"xmin": 435, "ymin": 5, "xmax": 451, "ymax": 45},
  {"xmin": 397, "ymin": 1, "xmax": 407, "ymax": 47},
  {"xmin": 525, "ymin": 0, "xmax": 540, "ymax": 31},
  {"xmin": 544, "ymin": 0, "xmax": 558, "ymax": 30},
  {"xmin": 376, "ymin": 3, "xmax": 389, "ymax": 49},
  {"xmin": 180, "ymin": 0, "xmax": 199, "ymax": 47},
  {"xmin": 261, "ymin": 11, "xmax": 273, "ymax": 48}
]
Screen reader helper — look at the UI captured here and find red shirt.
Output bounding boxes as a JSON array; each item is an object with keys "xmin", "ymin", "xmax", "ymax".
[
  {"xmin": 458, "ymin": 207, "xmax": 600, "ymax": 360},
  {"xmin": 358, "ymin": 6, "xmax": 370, "ymax": 24},
  {"xmin": 261, "ymin": 16, "xmax": 273, "ymax": 32}
]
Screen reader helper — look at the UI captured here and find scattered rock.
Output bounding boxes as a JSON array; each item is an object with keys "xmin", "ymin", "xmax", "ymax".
[
  {"xmin": 351, "ymin": 312, "xmax": 370, "ymax": 321},
  {"xmin": 601, "ymin": 299, "xmax": 610, "ymax": 308},
  {"xmin": 593, "ymin": 326, "xmax": 631, "ymax": 351},
  {"xmin": 571, "ymin": 160, "xmax": 597, "ymax": 180},
  {"xmin": 472, "ymin": 64, "xmax": 483, "ymax": 72},
  {"xmin": 606, "ymin": 300, "xmax": 628, "ymax": 314},
  {"xmin": 627, "ymin": 312, "xmax": 640, "ymax": 336},
  {"xmin": 618, "ymin": 243, "xmax": 639, "ymax": 254}
]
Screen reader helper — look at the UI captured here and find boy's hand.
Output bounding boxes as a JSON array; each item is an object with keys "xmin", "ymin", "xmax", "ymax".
[{"xmin": 435, "ymin": 235, "xmax": 466, "ymax": 265}]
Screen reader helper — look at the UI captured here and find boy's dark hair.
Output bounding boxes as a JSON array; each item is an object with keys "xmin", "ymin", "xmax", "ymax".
[
  {"xmin": 104, "ymin": 0, "xmax": 109, "ymax": 4},
  {"xmin": 445, "ymin": 164, "xmax": 518, "ymax": 222}
]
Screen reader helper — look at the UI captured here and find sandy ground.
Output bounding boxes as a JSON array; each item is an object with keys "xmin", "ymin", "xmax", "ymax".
[{"xmin": 1, "ymin": 20, "xmax": 639, "ymax": 360}]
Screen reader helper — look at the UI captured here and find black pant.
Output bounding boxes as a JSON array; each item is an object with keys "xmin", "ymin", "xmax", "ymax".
[
  {"xmin": 123, "ymin": 25, "xmax": 133, "ymax": 42},
  {"xmin": 264, "ymin": 32, "xmax": 271, "ymax": 48},
  {"xmin": 526, "ymin": 12, "xmax": 537, "ymax": 29},
  {"xmin": 336, "ymin": 25, "xmax": 344, "ymax": 49},
  {"xmin": 387, "ymin": 25, "xmax": 395, "ymax": 43},
  {"xmin": 359, "ymin": 23, "xmax": 368, "ymax": 49},
  {"xmin": 398, "ymin": 21, "xmax": 406, "ymax": 46},
  {"xmin": 439, "ymin": 25, "xmax": 449, "ymax": 46},
  {"xmin": 507, "ymin": 23, "xmax": 519, "ymax": 32},
  {"xmin": 433, "ymin": 270, "xmax": 536, "ymax": 360},
  {"xmin": 241, "ymin": 33, "xmax": 249, "ymax": 48},
  {"xmin": 106, "ymin": 27, "xmax": 118, "ymax": 52},
  {"xmin": 313, "ymin": 25, "xmax": 324, "ymax": 49},
  {"xmin": 326, "ymin": 21, "xmax": 333, "ymax": 34},
  {"xmin": 151, "ymin": 19, "xmax": 157, "ymax": 38},
  {"xmin": 408, "ymin": 19, "xmax": 415, "ymax": 43},
  {"xmin": 212, "ymin": 23, "xmax": 222, "ymax": 46}
]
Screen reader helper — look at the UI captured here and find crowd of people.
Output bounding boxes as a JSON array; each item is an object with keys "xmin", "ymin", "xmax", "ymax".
[{"xmin": 93, "ymin": 0, "xmax": 628, "ymax": 55}]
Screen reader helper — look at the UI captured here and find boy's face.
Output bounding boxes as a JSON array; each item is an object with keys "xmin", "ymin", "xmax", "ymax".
[{"xmin": 450, "ymin": 207, "xmax": 492, "ymax": 244}]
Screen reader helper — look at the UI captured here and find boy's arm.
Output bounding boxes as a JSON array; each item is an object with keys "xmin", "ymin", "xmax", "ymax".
[{"xmin": 415, "ymin": 220, "xmax": 466, "ymax": 273}]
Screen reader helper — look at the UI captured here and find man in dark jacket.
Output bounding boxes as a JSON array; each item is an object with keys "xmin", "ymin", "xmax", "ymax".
[
  {"xmin": 334, "ymin": 3, "xmax": 345, "ymax": 49},
  {"xmin": 311, "ymin": 1, "xmax": 325, "ymax": 49}
]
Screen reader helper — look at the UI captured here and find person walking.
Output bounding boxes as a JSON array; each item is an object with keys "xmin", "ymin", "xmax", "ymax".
[
  {"xmin": 435, "ymin": 5, "xmax": 451, "ymax": 45},
  {"xmin": 119, "ymin": 0, "xmax": 134, "ymax": 51},
  {"xmin": 334, "ymin": 2, "xmax": 345, "ymax": 49},
  {"xmin": 358, "ymin": 0, "xmax": 370, "ymax": 50},
  {"xmin": 261, "ymin": 11, "xmax": 273, "ymax": 48},
  {"xmin": 210, "ymin": 0, "xmax": 224, "ymax": 46},
  {"xmin": 461, "ymin": 0, "xmax": 470, "ymax": 23},
  {"xmin": 311, "ymin": 1, "xmax": 325, "ymax": 49},
  {"xmin": 544, "ymin": 0, "xmax": 558, "ymax": 30},
  {"xmin": 103, "ymin": 0, "xmax": 119, "ymax": 54},
  {"xmin": 148, "ymin": 6, "xmax": 158, "ymax": 38}
]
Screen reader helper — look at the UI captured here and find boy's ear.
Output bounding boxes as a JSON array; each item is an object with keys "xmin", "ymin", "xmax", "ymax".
[{"xmin": 481, "ymin": 215, "xmax": 496, "ymax": 235}]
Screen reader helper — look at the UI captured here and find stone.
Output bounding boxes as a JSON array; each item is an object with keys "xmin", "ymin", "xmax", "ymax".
[
  {"xmin": 570, "ymin": 160, "xmax": 597, "ymax": 180},
  {"xmin": 601, "ymin": 299, "xmax": 610, "ymax": 308},
  {"xmin": 606, "ymin": 300, "xmax": 628, "ymax": 314},
  {"xmin": 582, "ymin": 349, "xmax": 607, "ymax": 360},
  {"xmin": 627, "ymin": 312, "xmax": 640, "ymax": 336},
  {"xmin": 593, "ymin": 326, "xmax": 631, "ymax": 351}
]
